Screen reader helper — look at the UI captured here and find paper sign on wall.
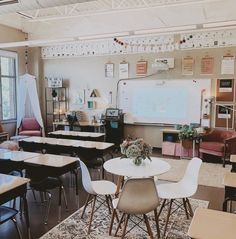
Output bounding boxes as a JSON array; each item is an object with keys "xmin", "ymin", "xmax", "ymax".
[
  {"xmin": 221, "ymin": 56, "xmax": 235, "ymax": 75},
  {"xmin": 119, "ymin": 62, "xmax": 129, "ymax": 79},
  {"xmin": 182, "ymin": 56, "xmax": 194, "ymax": 75},
  {"xmin": 201, "ymin": 57, "xmax": 214, "ymax": 75},
  {"xmin": 105, "ymin": 63, "xmax": 114, "ymax": 78},
  {"xmin": 136, "ymin": 60, "xmax": 147, "ymax": 76}
]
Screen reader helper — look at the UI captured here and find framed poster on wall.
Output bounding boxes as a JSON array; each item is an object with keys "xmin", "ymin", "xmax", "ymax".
[
  {"xmin": 215, "ymin": 104, "xmax": 234, "ymax": 129},
  {"xmin": 216, "ymin": 79, "xmax": 235, "ymax": 102}
]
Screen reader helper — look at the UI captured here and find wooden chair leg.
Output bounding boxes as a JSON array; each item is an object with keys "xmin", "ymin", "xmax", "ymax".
[
  {"xmin": 183, "ymin": 198, "xmax": 189, "ymax": 219},
  {"xmin": 154, "ymin": 209, "xmax": 160, "ymax": 239},
  {"xmin": 109, "ymin": 209, "xmax": 116, "ymax": 235},
  {"xmin": 121, "ymin": 214, "xmax": 129, "ymax": 239},
  {"xmin": 81, "ymin": 194, "xmax": 91, "ymax": 219},
  {"xmin": 186, "ymin": 198, "xmax": 193, "ymax": 217},
  {"xmin": 144, "ymin": 214, "xmax": 154, "ymax": 239},
  {"xmin": 157, "ymin": 199, "xmax": 166, "ymax": 218},
  {"xmin": 163, "ymin": 199, "xmax": 173, "ymax": 238},
  {"xmin": 105, "ymin": 195, "xmax": 111, "ymax": 214},
  {"xmin": 115, "ymin": 213, "xmax": 125, "ymax": 236},
  {"xmin": 87, "ymin": 196, "xmax": 97, "ymax": 234}
]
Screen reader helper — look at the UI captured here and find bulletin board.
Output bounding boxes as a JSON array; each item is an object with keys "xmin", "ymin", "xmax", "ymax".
[
  {"xmin": 215, "ymin": 104, "xmax": 234, "ymax": 129},
  {"xmin": 216, "ymin": 79, "xmax": 235, "ymax": 102}
]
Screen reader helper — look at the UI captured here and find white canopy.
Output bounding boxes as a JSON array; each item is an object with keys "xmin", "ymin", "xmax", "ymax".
[{"xmin": 17, "ymin": 73, "xmax": 45, "ymax": 136}]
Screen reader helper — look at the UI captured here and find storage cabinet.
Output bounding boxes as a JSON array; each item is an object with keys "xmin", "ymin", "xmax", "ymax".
[{"xmin": 45, "ymin": 87, "xmax": 68, "ymax": 133}]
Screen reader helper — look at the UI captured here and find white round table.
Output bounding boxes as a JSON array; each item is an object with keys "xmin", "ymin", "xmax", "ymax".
[{"xmin": 104, "ymin": 157, "xmax": 171, "ymax": 178}]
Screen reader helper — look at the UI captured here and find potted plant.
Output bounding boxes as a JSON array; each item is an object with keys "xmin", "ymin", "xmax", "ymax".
[
  {"xmin": 120, "ymin": 138, "xmax": 152, "ymax": 166},
  {"xmin": 178, "ymin": 125, "xmax": 200, "ymax": 149}
]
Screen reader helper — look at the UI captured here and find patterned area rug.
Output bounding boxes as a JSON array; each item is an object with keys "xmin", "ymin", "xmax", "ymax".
[{"xmin": 40, "ymin": 198, "xmax": 209, "ymax": 239}]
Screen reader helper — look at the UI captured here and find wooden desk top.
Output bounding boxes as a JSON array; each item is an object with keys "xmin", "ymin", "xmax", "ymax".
[
  {"xmin": 230, "ymin": 154, "xmax": 236, "ymax": 163},
  {"xmin": 0, "ymin": 173, "xmax": 30, "ymax": 195},
  {"xmin": 52, "ymin": 121, "xmax": 103, "ymax": 127},
  {"xmin": 0, "ymin": 151, "xmax": 40, "ymax": 162},
  {"xmin": 24, "ymin": 154, "xmax": 78, "ymax": 168},
  {"xmin": 48, "ymin": 130, "xmax": 105, "ymax": 138},
  {"xmin": 188, "ymin": 208, "xmax": 236, "ymax": 239},
  {"xmin": 223, "ymin": 172, "xmax": 236, "ymax": 187},
  {"xmin": 161, "ymin": 128, "xmax": 180, "ymax": 133},
  {"xmin": 20, "ymin": 136, "xmax": 114, "ymax": 150}
]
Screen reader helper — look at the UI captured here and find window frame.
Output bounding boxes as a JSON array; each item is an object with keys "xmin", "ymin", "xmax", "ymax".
[{"xmin": 0, "ymin": 50, "xmax": 18, "ymax": 122}]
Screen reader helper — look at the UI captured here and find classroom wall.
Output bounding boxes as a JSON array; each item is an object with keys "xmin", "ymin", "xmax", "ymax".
[
  {"xmin": 0, "ymin": 24, "xmax": 27, "ymax": 136},
  {"xmin": 42, "ymin": 46, "xmax": 236, "ymax": 147}
]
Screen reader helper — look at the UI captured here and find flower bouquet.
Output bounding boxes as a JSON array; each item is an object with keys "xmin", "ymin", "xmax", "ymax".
[{"xmin": 120, "ymin": 138, "xmax": 152, "ymax": 166}]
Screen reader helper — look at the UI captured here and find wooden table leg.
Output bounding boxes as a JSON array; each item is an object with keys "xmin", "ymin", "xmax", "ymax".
[{"xmin": 115, "ymin": 176, "xmax": 124, "ymax": 197}]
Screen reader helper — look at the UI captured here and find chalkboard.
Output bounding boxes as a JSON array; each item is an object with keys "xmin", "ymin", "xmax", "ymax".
[{"xmin": 118, "ymin": 79, "xmax": 211, "ymax": 125}]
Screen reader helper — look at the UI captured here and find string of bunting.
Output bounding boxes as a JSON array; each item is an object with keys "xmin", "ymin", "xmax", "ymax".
[{"xmin": 113, "ymin": 37, "xmax": 179, "ymax": 50}]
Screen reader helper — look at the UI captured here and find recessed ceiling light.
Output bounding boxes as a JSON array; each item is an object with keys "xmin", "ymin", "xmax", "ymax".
[{"xmin": 0, "ymin": 0, "xmax": 18, "ymax": 6}]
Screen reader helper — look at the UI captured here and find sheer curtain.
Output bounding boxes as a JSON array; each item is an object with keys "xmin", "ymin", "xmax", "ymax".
[{"xmin": 17, "ymin": 73, "xmax": 45, "ymax": 136}]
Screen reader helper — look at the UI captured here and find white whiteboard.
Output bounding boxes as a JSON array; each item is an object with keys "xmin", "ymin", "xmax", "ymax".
[{"xmin": 118, "ymin": 79, "xmax": 211, "ymax": 125}]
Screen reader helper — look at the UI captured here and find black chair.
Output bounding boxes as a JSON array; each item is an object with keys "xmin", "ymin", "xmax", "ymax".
[
  {"xmin": 0, "ymin": 206, "xmax": 22, "ymax": 239},
  {"xmin": 76, "ymin": 147, "xmax": 104, "ymax": 178},
  {"xmin": 25, "ymin": 163, "xmax": 68, "ymax": 224}
]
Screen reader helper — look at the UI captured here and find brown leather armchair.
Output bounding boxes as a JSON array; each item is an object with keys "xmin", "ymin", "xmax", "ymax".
[{"xmin": 199, "ymin": 129, "xmax": 236, "ymax": 167}]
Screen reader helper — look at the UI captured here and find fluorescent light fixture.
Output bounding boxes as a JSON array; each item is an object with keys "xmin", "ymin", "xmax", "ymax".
[
  {"xmin": 78, "ymin": 32, "xmax": 130, "ymax": 40},
  {"xmin": 203, "ymin": 21, "xmax": 236, "ymax": 28},
  {"xmin": 0, "ymin": 0, "xmax": 18, "ymax": 6},
  {"xmin": 134, "ymin": 25, "xmax": 197, "ymax": 35},
  {"xmin": 0, "ymin": 38, "xmax": 75, "ymax": 48}
]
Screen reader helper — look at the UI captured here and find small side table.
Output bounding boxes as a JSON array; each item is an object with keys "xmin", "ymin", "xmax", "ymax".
[
  {"xmin": 222, "ymin": 172, "xmax": 236, "ymax": 212},
  {"xmin": 0, "ymin": 132, "xmax": 9, "ymax": 143},
  {"xmin": 230, "ymin": 155, "xmax": 236, "ymax": 172}
]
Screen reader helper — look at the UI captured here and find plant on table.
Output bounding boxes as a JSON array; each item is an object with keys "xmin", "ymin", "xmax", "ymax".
[
  {"xmin": 120, "ymin": 138, "xmax": 152, "ymax": 166},
  {"xmin": 178, "ymin": 125, "xmax": 201, "ymax": 148}
]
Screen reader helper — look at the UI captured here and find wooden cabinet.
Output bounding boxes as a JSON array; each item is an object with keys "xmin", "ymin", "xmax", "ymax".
[{"xmin": 161, "ymin": 128, "xmax": 197, "ymax": 158}]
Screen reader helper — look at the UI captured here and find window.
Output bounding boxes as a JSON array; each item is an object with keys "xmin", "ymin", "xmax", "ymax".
[{"xmin": 0, "ymin": 51, "xmax": 17, "ymax": 121}]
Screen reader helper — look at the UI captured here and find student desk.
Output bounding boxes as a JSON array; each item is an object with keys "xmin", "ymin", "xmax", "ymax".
[
  {"xmin": 19, "ymin": 136, "xmax": 114, "ymax": 156},
  {"xmin": 48, "ymin": 130, "xmax": 105, "ymax": 141},
  {"xmin": 0, "ymin": 151, "xmax": 40, "ymax": 176},
  {"xmin": 24, "ymin": 154, "xmax": 79, "ymax": 219},
  {"xmin": 0, "ymin": 173, "xmax": 31, "ymax": 239},
  {"xmin": 52, "ymin": 121, "xmax": 103, "ymax": 132},
  {"xmin": 188, "ymin": 208, "xmax": 236, "ymax": 239}
]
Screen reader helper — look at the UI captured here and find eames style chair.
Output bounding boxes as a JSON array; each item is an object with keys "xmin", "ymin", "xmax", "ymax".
[
  {"xmin": 79, "ymin": 159, "xmax": 117, "ymax": 234},
  {"xmin": 156, "ymin": 157, "xmax": 202, "ymax": 238},
  {"xmin": 109, "ymin": 177, "xmax": 160, "ymax": 239}
]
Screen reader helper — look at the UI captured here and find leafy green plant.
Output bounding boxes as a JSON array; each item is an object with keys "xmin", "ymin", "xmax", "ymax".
[{"xmin": 178, "ymin": 125, "xmax": 200, "ymax": 141}]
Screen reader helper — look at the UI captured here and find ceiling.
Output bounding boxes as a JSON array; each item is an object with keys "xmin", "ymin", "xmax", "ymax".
[{"xmin": 0, "ymin": 0, "xmax": 236, "ymax": 43}]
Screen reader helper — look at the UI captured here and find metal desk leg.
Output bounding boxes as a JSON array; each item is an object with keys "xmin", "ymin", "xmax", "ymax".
[{"xmin": 23, "ymin": 194, "xmax": 31, "ymax": 239}]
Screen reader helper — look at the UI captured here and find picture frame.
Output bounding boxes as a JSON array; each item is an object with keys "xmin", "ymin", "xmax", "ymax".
[
  {"xmin": 215, "ymin": 104, "xmax": 234, "ymax": 129},
  {"xmin": 215, "ymin": 79, "xmax": 235, "ymax": 102}
]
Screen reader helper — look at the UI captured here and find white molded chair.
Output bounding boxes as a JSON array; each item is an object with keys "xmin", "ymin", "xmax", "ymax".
[
  {"xmin": 79, "ymin": 159, "xmax": 117, "ymax": 234},
  {"xmin": 109, "ymin": 177, "xmax": 160, "ymax": 239},
  {"xmin": 156, "ymin": 157, "xmax": 202, "ymax": 237}
]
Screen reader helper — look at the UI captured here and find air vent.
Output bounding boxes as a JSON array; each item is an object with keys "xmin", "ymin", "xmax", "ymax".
[{"xmin": 0, "ymin": 0, "xmax": 18, "ymax": 6}]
